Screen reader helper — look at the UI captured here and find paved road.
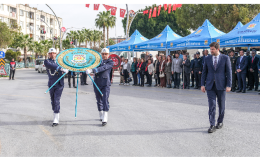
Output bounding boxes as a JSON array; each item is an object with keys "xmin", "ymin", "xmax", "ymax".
[{"xmin": 0, "ymin": 69, "xmax": 260, "ymax": 156}]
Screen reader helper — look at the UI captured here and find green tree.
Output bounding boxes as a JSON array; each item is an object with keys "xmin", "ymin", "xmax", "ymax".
[
  {"xmin": 29, "ymin": 41, "xmax": 44, "ymax": 59},
  {"xmin": 5, "ymin": 50, "xmax": 21, "ymax": 62},
  {"xmin": 122, "ymin": 4, "xmax": 190, "ymax": 39},
  {"xmin": 100, "ymin": 39, "xmax": 115, "ymax": 48},
  {"xmin": 176, "ymin": 4, "xmax": 260, "ymax": 33},
  {"xmin": 107, "ymin": 12, "xmax": 116, "ymax": 46},
  {"xmin": 41, "ymin": 40, "xmax": 52, "ymax": 59},
  {"xmin": 95, "ymin": 11, "xmax": 110, "ymax": 48},
  {"xmin": 0, "ymin": 21, "xmax": 14, "ymax": 50},
  {"xmin": 62, "ymin": 39, "xmax": 72, "ymax": 49}
]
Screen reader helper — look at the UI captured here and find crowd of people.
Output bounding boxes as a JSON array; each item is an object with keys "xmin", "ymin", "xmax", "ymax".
[{"xmin": 118, "ymin": 49, "xmax": 260, "ymax": 95}]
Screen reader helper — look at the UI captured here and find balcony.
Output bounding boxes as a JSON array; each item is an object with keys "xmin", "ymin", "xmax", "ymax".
[
  {"xmin": 40, "ymin": 15, "xmax": 45, "ymax": 22},
  {"xmin": 9, "ymin": 12, "xmax": 16, "ymax": 19},
  {"xmin": 50, "ymin": 18, "xmax": 54, "ymax": 26},
  {"xmin": 28, "ymin": 12, "xmax": 34, "ymax": 20}
]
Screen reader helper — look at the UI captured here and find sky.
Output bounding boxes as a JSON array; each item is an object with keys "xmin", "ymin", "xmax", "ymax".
[{"xmin": 29, "ymin": 4, "xmax": 151, "ymax": 39}]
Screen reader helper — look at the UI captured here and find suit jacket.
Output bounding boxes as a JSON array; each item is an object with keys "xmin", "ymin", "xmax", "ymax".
[
  {"xmin": 171, "ymin": 58, "xmax": 183, "ymax": 73},
  {"xmin": 248, "ymin": 56, "xmax": 259, "ymax": 71},
  {"xmin": 44, "ymin": 58, "xmax": 64, "ymax": 87},
  {"xmin": 258, "ymin": 60, "xmax": 260, "ymax": 74},
  {"xmin": 201, "ymin": 54, "xmax": 232, "ymax": 91},
  {"xmin": 140, "ymin": 62, "xmax": 147, "ymax": 74},
  {"xmin": 165, "ymin": 61, "xmax": 172, "ymax": 73},
  {"xmin": 181, "ymin": 59, "xmax": 191, "ymax": 73},
  {"xmin": 93, "ymin": 59, "xmax": 114, "ymax": 87},
  {"xmin": 236, "ymin": 56, "xmax": 249, "ymax": 73}
]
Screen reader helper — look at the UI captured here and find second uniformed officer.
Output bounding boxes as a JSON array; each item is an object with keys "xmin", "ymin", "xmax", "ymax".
[
  {"xmin": 86, "ymin": 48, "xmax": 114, "ymax": 126},
  {"xmin": 44, "ymin": 48, "xmax": 68, "ymax": 127},
  {"xmin": 191, "ymin": 52, "xmax": 203, "ymax": 89},
  {"xmin": 229, "ymin": 50, "xmax": 238, "ymax": 92}
]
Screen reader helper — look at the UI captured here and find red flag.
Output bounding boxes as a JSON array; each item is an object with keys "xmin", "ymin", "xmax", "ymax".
[
  {"xmin": 152, "ymin": 7, "xmax": 157, "ymax": 17},
  {"xmin": 111, "ymin": 7, "xmax": 117, "ymax": 16},
  {"xmin": 143, "ymin": 10, "xmax": 148, "ymax": 15},
  {"xmin": 103, "ymin": 4, "xmax": 113, "ymax": 11},
  {"xmin": 158, "ymin": 5, "xmax": 161, "ymax": 16},
  {"xmin": 176, "ymin": 4, "xmax": 182, "ymax": 8},
  {"xmin": 164, "ymin": 4, "xmax": 167, "ymax": 11},
  {"xmin": 148, "ymin": 8, "xmax": 152, "ymax": 19},
  {"xmin": 85, "ymin": 4, "xmax": 90, "ymax": 8},
  {"xmin": 94, "ymin": 4, "xmax": 100, "ymax": 10},
  {"xmin": 172, "ymin": 4, "xmax": 176, "ymax": 11},
  {"xmin": 120, "ymin": 8, "xmax": 126, "ymax": 18},
  {"xmin": 168, "ymin": 4, "xmax": 171, "ymax": 13}
]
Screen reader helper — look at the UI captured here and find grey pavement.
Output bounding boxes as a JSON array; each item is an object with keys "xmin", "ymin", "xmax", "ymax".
[{"xmin": 0, "ymin": 69, "xmax": 260, "ymax": 156}]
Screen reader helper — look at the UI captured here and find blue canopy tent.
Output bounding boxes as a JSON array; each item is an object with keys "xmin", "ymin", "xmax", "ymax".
[
  {"xmin": 107, "ymin": 30, "xmax": 148, "ymax": 52},
  {"xmin": 167, "ymin": 19, "xmax": 225, "ymax": 51},
  {"xmin": 213, "ymin": 13, "xmax": 260, "ymax": 48},
  {"xmin": 134, "ymin": 25, "xmax": 182, "ymax": 51}
]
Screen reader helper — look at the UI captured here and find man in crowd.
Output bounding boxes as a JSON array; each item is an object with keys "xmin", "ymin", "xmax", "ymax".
[
  {"xmin": 246, "ymin": 50, "xmax": 251, "ymax": 88},
  {"xmin": 229, "ymin": 50, "xmax": 238, "ymax": 92},
  {"xmin": 80, "ymin": 72, "xmax": 88, "ymax": 85},
  {"xmin": 68, "ymin": 71, "xmax": 76, "ymax": 88},
  {"xmin": 190, "ymin": 54, "xmax": 196, "ymax": 87},
  {"xmin": 119, "ymin": 56, "xmax": 125, "ymax": 85},
  {"xmin": 201, "ymin": 50, "xmax": 209, "ymax": 67},
  {"xmin": 181, "ymin": 55, "xmax": 191, "ymax": 89},
  {"xmin": 172, "ymin": 52, "xmax": 183, "ymax": 89},
  {"xmin": 154, "ymin": 55, "xmax": 161, "ymax": 87},
  {"xmin": 248, "ymin": 50, "xmax": 259, "ymax": 91},
  {"xmin": 236, "ymin": 50, "xmax": 248, "ymax": 93},
  {"xmin": 191, "ymin": 52, "xmax": 202, "ymax": 89},
  {"xmin": 9, "ymin": 58, "xmax": 16, "ymax": 80}
]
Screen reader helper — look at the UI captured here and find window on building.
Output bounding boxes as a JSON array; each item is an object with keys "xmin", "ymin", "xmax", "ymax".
[
  {"xmin": 37, "ymin": 25, "xmax": 39, "ymax": 31},
  {"xmin": 36, "ymin": 36, "xmax": 39, "ymax": 41},
  {"xmin": 47, "ymin": 18, "xmax": 48, "ymax": 23},
  {"xmin": 27, "ymin": 12, "xmax": 30, "ymax": 18},
  {"xmin": 55, "ymin": 29, "xmax": 57, "ymax": 35},
  {"xmin": 0, "ymin": 4, "xmax": 4, "ymax": 11},
  {"xmin": 20, "ymin": 21, "xmax": 23, "ymax": 28},
  {"xmin": 20, "ymin": 9, "xmax": 24, "ymax": 16},
  {"xmin": 36, "ymin": 14, "xmax": 39, "ymax": 20},
  {"xmin": 27, "ymin": 23, "xmax": 29, "ymax": 28},
  {"xmin": 6, "ymin": 5, "xmax": 9, "ymax": 12},
  {"xmin": 47, "ymin": 27, "xmax": 48, "ymax": 33}
]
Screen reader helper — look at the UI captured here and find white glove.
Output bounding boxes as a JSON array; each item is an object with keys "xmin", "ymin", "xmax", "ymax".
[
  {"xmin": 61, "ymin": 68, "xmax": 69, "ymax": 74},
  {"xmin": 86, "ymin": 69, "xmax": 93, "ymax": 74}
]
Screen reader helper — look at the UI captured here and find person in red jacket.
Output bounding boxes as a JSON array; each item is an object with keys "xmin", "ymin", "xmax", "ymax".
[{"xmin": 9, "ymin": 58, "xmax": 16, "ymax": 80}]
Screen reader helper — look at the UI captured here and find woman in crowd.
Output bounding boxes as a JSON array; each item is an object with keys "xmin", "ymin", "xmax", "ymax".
[
  {"xmin": 154, "ymin": 55, "xmax": 161, "ymax": 87},
  {"xmin": 139, "ymin": 58, "xmax": 146, "ymax": 87},
  {"xmin": 131, "ymin": 57, "xmax": 138, "ymax": 86},
  {"xmin": 160, "ymin": 55, "xmax": 166, "ymax": 88},
  {"xmin": 165, "ymin": 55, "xmax": 172, "ymax": 88},
  {"xmin": 122, "ymin": 59, "xmax": 131, "ymax": 86},
  {"xmin": 147, "ymin": 59, "xmax": 154, "ymax": 87},
  {"xmin": 136, "ymin": 58, "xmax": 141, "ymax": 86}
]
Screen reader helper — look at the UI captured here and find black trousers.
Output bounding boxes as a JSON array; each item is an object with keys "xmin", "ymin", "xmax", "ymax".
[
  {"xmin": 80, "ymin": 72, "xmax": 87, "ymax": 84},
  {"xmin": 194, "ymin": 69, "xmax": 201, "ymax": 87},
  {"xmin": 184, "ymin": 72, "xmax": 190, "ymax": 88},
  {"xmin": 249, "ymin": 70, "xmax": 259, "ymax": 90},
  {"xmin": 68, "ymin": 74, "xmax": 75, "ymax": 86},
  {"xmin": 155, "ymin": 71, "xmax": 160, "ymax": 85},
  {"xmin": 174, "ymin": 72, "xmax": 181, "ymax": 87},
  {"xmin": 9, "ymin": 69, "xmax": 15, "ymax": 79},
  {"xmin": 140, "ymin": 71, "xmax": 145, "ymax": 86},
  {"xmin": 123, "ymin": 69, "xmax": 129, "ymax": 83},
  {"xmin": 191, "ymin": 73, "xmax": 194, "ymax": 86},
  {"xmin": 145, "ymin": 71, "xmax": 152, "ymax": 86},
  {"xmin": 131, "ymin": 71, "xmax": 137, "ymax": 85},
  {"xmin": 231, "ymin": 73, "xmax": 237, "ymax": 90}
]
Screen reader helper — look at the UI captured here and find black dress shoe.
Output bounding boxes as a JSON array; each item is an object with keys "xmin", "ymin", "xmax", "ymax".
[
  {"xmin": 69, "ymin": 84, "xmax": 71, "ymax": 88},
  {"xmin": 145, "ymin": 82, "xmax": 148, "ymax": 84},
  {"xmin": 255, "ymin": 89, "xmax": 258, "ymax": 91},
  {"xmin": 52, "ymin": 123, "xmax": 59, "ymax": 127},
  {"xmin": 258, "ymin": 92, "xmax": 260, "ymax": 95},
  {"xmin": 194, "ymin": 86, "xmax": 198, "ymax": 89},
  {"xmin": 242, "ymin": 90, "xmax": 246, "ymax": 93},
  {"xmin": 73, "ymin": 85, "xmax": 77, "ymax": 88},
  {"xmin": 216, "ymin": 123, "xmax": 223, "ymax": 129},
  {"xmin": 84, "ymin": 83, "xmax": 88, "ymax": 85},
  {"xmin": 247, "ymin": 88, "xmax": 252, "ymax": 91},
  {"xmin": 147, "ymin": 85, "xmax": 151, "ymax": 87},
  {"xmin": 236, "ymin": 90, "xmax": 242, "ymax": 93},
  {"xmin": 187, "ymin": 86, "xmax": 190, "ymax": 89},
  {"xmin": 208, "ymin": 125, "xmax": 216, "ymax": 133},
  {"xmin": 102, "ymin": 122, "xmax": 107, "ymax": 126},
  {"xmin": 231, "ymin": 89, "xmax": 235, "ymax": 92}
]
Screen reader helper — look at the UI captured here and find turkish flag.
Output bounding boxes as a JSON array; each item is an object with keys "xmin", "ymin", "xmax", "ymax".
[
  {"xmin": 103, "ymin": 4, "xmax": 112, "ymax": 11},
  {"xmin": 164, "ymin": 4, "xmax": 167, "ymax": 11},
  {"xmin": 143, "ymin": 10, "xmax": 148, "ymax": 15},
  {"xmin": 94, "ymin": 4, "xmax": 100, "ymax": 10},
  {"xmin": 172, "ymin": 4, "xmax": 176, "ymax": 11},
  {"xmin": 148, "ymin": 8, "xmax": 152, "ymax": 19},
  {"xmin": 168, "ymin": 4, "xmax": 171, "ymax": 13},
  {"xmin": 158, "ymin": 5, "xmax": 161, "ymax": 16},
  {"xmin": 85, "ymin": 4, "xmax": 90, "ymax": 8},
  {"xmin": 111, "ymin": 7, "xmax": 117, "ymax": 16},
  {"xmin": 120, "ymin": 9, "xmax": 126, "ymax": 18},
  {"xmin": 176, "ymin": 4, "xmax": 182, "ymax": 8},
  {"xmin": 152, "ymin": 7, "xmax": 157, "ymax": 17}
]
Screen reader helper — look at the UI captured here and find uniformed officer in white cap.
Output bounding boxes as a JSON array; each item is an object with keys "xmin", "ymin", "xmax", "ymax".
[
  {"xmin": 44, "ymin": 48, "xmax": 69, "ymax": 127},
  {"xmin": 86, "ymin": 48, "xmax": 114, "ymax": 126}
]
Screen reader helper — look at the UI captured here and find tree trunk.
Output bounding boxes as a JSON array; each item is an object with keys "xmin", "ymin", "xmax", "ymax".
[
  {"xmin": 94, "ymin": 41, "xmax": 96, "ymax": 47},
  {"xmin": 107, "ymin": 26, "xmax": 109, "ymax": 46},
  {"xmin": 85, "ymin": 40, "xmax": 88, "ymax": 48},
  {"xmin": 90, "ymin": 41, "xmax": 92, "ymax": 48},
  {"xmin": 24, "ymin": 47, "xmax": 27, "ymax": 68},
  {"xmin": 35, "ymin": 53, "xmax": 38, "ymax": 60},
  {"xmin": 99, "ymin": 39, "xmax": 101, "ymax": 49},
  {"xmin": 103, "ymin": 25, "xmax": 106, "ymax": 48}
]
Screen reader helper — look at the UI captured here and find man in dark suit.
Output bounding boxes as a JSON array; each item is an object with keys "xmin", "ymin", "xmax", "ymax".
[
  {"xmin": 246, "ymin": 50, "xmax": 251, "ymax": 88},
  {"xmin": 248, "ymin": 50, "xmax": 259, "ymax": 91},
  {"xmin": 258, "ymin": 59, "xmax": 260, "ymax": 95},
  {"xmin": 229, "ymin": 50, "xmax": 238, "ymax": 92},
  {"xmin": 191, "ymin": 52, "xmax": 202, "ymax": 89},
  {"xmin": 181, "ymin": 55, "xmax": 191, "ymax": 89},
  {"xmin": 201, "ymin": 42, "xmax": 232, "ymax": 133},
  {"xmin": 190, "ymin": 54, "xmax": 196, "ymax": 87},
  {"xmin": 236, "ymin": 50, "xmax": 249, "ymax": 93}
]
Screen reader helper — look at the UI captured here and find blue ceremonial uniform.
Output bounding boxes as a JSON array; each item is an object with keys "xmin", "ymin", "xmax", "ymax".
[
  {"xmin": 44, "ymin": 58, "xmax": 64, "ymax": 113},
  {"xmin": 92, "ymin": 59, "xmax": 114, "ymax": 112}
]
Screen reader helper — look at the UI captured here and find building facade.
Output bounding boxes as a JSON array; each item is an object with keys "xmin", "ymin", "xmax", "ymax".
[{"xmin": 0, "ymin": 4, "xmax": 63, "ymax": 56}]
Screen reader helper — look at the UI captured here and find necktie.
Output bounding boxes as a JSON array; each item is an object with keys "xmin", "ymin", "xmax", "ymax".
[
  {"xmin": 252, "ymin": 57, "xmax": 254, "ymax": 63},
  {"xmin": 240, "ymin": 56, "xmax": 243, "ymax": 62},
  {"xmin": 214, "ymin": 56, "xmax": 217, "ymax": 70}
]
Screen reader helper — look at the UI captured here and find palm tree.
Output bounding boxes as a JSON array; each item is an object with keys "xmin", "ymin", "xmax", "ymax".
[
  {"xmin": 29, "ymin": 41, "xmax": 43, "ymax": 59},
  {"xmin": 12, "ymin": 33, "xmax": 33, "ymax": 67},
  {"xmin": 77, "ymin": 30, "xmax": 86, "ymax": 48},
  {"xmin": 82, "ymin": 28, "xmax": 90, "ymax": 48},
  {"xmin": 41, "ymin": 40, "xmax": 52, "ymax": 59},
  {"xmin": 93, "ymin": 30, "xmax": 100, "ymax": 47},
  {"xmin": 95, "ymin": 11, "xmax": 110, "ymax": 48},
  {"xmin": 106, "ymin": 14, "xmax": 116, "ymax": 46},
  {"xmin": 88, "ymin": 30, "xmax": 94, "ymax": 48}
]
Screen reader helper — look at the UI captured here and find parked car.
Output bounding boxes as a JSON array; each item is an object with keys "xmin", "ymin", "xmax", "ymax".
[
  {"xmin": 38, "ymin": 61, "xmax": 46, "ymax": 73},
  {"xmin": 35, "ymin": 58, "xmax": 45, "ymax": 71}
]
